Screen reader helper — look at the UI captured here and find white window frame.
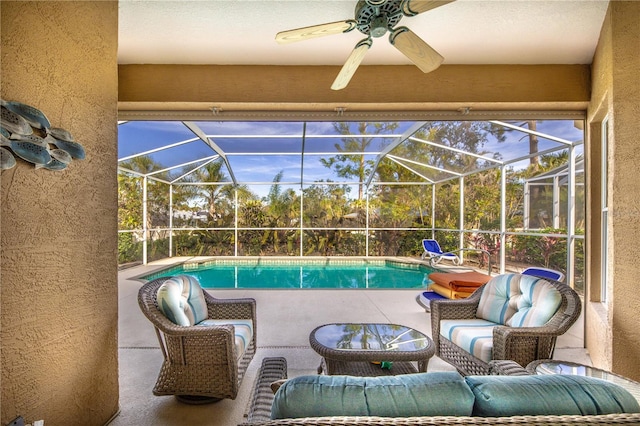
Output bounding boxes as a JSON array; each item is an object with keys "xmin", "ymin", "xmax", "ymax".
[{"xmin": 600, "ymin": 116, "xmax": 609, "ymax": 303}]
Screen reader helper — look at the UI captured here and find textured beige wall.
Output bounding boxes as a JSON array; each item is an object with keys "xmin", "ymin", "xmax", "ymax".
[
  {"xmin": 586, "ymin": 1, "xmax": 640, "ymax": 381},
  {"xmin": 585, "ymin": 0, "xmax": 614, "ymax": 372},
  {"xmin": 1, "ymin": 1, "xmax": 119, "ymax": 424},
  {"xmin": 607, "ymin": 1, "xmax": 640, "ymax": 381}
]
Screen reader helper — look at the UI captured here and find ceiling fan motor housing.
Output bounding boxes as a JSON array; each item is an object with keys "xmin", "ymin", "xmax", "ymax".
[{"xmin": 355, "ymin": 0, "xmax": 404, "ymax": 36}]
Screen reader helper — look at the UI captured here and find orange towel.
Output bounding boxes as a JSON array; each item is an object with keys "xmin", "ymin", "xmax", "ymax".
[
  {"xmin": 430, "ymin": 283, "xmax": 475, "ymax": 299},
  {"xmin": 428, "ymin": 271, "xmax": 491, "ymax": 292}
]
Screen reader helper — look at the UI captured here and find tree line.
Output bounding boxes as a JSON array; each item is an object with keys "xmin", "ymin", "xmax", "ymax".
[{"xmin": 118, "ymin": 120, "xmax": 583, "ymax": 287}]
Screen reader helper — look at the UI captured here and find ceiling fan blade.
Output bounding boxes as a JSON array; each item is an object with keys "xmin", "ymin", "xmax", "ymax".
[
  {"xmin": 389, "ymin": 27, "xmax": 443, "ymax": 73},
  {"xmin": 331, "ymin": 39, "xmax": 372, "ymax": 91},
  {"xmin": 401, "ymin": 0, "xmax": 456, "ymax": 16},
  {"xmin": 276, "ymin": 20, "xmax": 357, "ymax": 44}
]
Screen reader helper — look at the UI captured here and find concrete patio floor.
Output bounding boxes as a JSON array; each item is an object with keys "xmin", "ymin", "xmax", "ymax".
[{"xmin": 110, "ymin": 257, "xmax": 589, "ymax": 426}]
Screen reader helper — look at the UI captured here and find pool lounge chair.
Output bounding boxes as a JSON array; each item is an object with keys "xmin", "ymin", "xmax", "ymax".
[
  {"xmin": 522, "ymin": 266, "xmax": 565, "ymax": 282},
  {"xmin": 420, "ymin": 239, "xmax": 460, "ymax": 265}
]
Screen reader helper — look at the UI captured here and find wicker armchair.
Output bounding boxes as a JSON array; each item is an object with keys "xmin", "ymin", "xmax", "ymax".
[
  {"xmin": 138, "ymin": 277, "xmax": 256, "ymax": 403},
  {"xmin": 431, "ymin": 275, "xmax": 582, "ymax": 376}
]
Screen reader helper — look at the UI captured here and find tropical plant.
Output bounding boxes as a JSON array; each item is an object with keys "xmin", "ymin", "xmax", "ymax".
[
  {"xmin": 261, "ymin": 171, "xmax": 299, "ymax": 254},
  {"xmin": 118, "ymin": 156, "xmax": 170, "ymax": 263},
  {"xmin": 320, "ymin": 122, "xmax": 399, "ymax": 199},
  {"xmin": 238, "ymin": 199, "xmax": 268, "ymax": 255},
  {"xmin": 181, "ymin": 160, "xmax": 254, "ymax": 225}
]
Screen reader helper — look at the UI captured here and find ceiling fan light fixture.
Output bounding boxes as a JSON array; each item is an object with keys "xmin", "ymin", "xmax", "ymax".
[
  {"xmin": 355, "ymin": 0, "xmax": 403, "ymax": 36},
  {"xmin": 369, "ymin": 15, "xmax": 389, "ymax": 37}
]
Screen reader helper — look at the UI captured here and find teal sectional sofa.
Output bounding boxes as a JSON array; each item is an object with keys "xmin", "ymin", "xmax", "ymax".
[{"xmin": 242, "ymin": 366, "xmax": 640, "ymax": 425}]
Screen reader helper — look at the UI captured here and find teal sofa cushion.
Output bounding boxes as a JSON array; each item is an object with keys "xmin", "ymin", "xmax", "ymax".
[
  {"xmin": 466, "ymin": 374, "xmax": 640, "ymax": 417},
  {"xmin": 271, "ymin": 372, "xmax": 474, "ymax": 420}
]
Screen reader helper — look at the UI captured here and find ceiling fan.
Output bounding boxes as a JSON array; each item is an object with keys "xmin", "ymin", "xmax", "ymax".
[{"xmin": 275, "ymin": 0, "xmax": 456, "ymax": 90}]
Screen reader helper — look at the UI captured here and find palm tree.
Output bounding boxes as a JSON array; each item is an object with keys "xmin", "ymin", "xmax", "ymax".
[
  {"xmin": 181, "ymin": 160, "xmax": 254, "ymax": 223},
  {"xmin": 186, "ymin": 161, "xmax": 233, "ymax": 219},
  {"xmin": 263, "ymin": 171, "xmax": 299, "ymax": 253},
  {"xmin": 540, "ymin": 151, "xmax": 570, "ymax": 171},
  {"xmin": 118, "ymin": 155, "xmax": 168, "ymax": 229}
]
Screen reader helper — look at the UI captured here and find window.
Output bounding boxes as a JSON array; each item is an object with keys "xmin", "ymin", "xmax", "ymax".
[{"xmin": 600, "ymin": 117, "xmax": 609, "ymax": 302}]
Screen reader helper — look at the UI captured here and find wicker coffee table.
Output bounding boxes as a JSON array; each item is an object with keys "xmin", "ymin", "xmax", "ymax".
[{"xmin": 309, "ymin": 322, "xmax": 435, "ymax": 376}]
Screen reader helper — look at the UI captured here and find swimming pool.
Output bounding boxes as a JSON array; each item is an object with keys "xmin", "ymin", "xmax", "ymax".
[{"xmin": 142, "ymin": 258, "xmax": 438, "ymax": 289}]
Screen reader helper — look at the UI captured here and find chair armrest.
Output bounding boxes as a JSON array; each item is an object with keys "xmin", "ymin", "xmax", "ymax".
[
  {"xmin": 488, "ymin": 360, "xmax": 531, "ymax": 376},
  {"xmin": 155, "ymin": 318, "xmax": 236, "ymax": 338},
  {"xmin": 204, "ymin": 292, "xmax": 257, "ymax": 320},
  {"xmin": 431, "ymin": 297, "xmax": 480, "ymax": 320},
  {"xmin": 176, "ymin": 324, "xmax": 240, "ymax": 365},
  {"xmin": 493, "ymin": 324, "xmax": 564, "ymax": 341},
  {"xmin": 492, "ymin": 325, "xmax": 562, "ymax": 365}
]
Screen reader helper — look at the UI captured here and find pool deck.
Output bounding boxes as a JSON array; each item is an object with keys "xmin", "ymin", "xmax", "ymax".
[{"xmin": 111, "ymin": 256, "xmax": 589, "ymax": 426}]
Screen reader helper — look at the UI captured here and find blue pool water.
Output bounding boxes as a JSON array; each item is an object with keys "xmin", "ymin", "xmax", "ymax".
[{"xmin": 142, "ymin": 260, "xmax": 437, "ymax": 289}]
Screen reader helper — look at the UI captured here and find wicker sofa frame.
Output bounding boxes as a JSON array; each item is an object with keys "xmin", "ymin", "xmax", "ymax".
[
  {"xmin": 240, "ymin": 358, "xmax": 640, "ymax": 425},
  {"xmin": 138, "ymin": 277, "xmax": 257, "ymax": 402},
  {"xmin": 245, "ymin": 414, "xmax": 640, "ymax": 424},
  {"xmin": 430, "ymin": 277, "xmax": 582, "ymax": 376}
]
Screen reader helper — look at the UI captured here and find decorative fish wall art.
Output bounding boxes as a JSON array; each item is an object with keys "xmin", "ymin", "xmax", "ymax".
[{"xmin": 0, "ymin": 99, "xmax": 86, "ymax": 171}]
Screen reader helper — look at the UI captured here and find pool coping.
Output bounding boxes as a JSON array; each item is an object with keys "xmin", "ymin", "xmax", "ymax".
[{"xmin": 129, "ymin": 255, "xmax": 461, "ymax": 285}]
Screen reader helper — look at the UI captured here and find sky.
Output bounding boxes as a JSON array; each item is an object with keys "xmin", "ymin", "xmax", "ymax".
[{"xmin": 118, "ymin": 119, "xmax": 584, "ymax": 196}]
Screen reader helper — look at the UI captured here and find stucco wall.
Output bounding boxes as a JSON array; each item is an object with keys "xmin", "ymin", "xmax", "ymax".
[
  {"xmin": 607, "ymin": 1, "xmax": 640, "ymax": 380},
  {"xmin": 1, "ymin": 1, "xmax": 119, "ymax": 424},
  {"xmin": 586, "ymin": 1, "xmax": 640, "ymax": 381},
  {"xmin": 585, "ymin": 0, "xmax": 614, "ymax": 372}
]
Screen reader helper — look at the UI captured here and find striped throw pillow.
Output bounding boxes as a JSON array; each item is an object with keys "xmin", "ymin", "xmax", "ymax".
[
  {"xmin": 156, "ymin": 275, "xmax": 208, "ymax": 326},
  {"xmin": 476, "ymin": 274, "xmax": 521, "ymax": 325},
  {"xmin": 477, "ymin": 274, "xmax": 562, "ymax": 327},
  {"xmin": 506, "ymin": 277, "xmax": 562, "ymax": 327}
]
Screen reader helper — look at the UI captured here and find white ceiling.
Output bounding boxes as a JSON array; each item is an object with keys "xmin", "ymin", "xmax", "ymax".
[{"xmin": 118, "ymin": 0, "xmax": 609, "ymax": 67}]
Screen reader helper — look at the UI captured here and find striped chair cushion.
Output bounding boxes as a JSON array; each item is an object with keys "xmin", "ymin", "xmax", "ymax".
[
  {"xmin": 156, "ymin": 275, "xmax": 208, "ymax": 326},
  {"xmin": 476, "ymin": 274, "xmax": 521, "ymax": 324},
  {"xmin": 506, "ymin": 278, "xmax": 562, "ymax": 327},
  {"xmin": 198, "ymin": 319, "xmax": 253, "ymax": 359},
  {"xmin": 476, "ymin": 273, "xmax": 561, "ymax": 327},
  {"xmin": 440, "ymin": 319, "xmax": 496, "ymax": 363}
]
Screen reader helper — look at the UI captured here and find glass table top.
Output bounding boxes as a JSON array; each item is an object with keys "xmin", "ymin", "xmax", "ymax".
[
  {"xmin": 312, "ymin": 323, "xmax": 429, "ymax": 352},
  {"xmin": 534, "ymin": 361, "xmax": 640, "ymax": 404}
]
